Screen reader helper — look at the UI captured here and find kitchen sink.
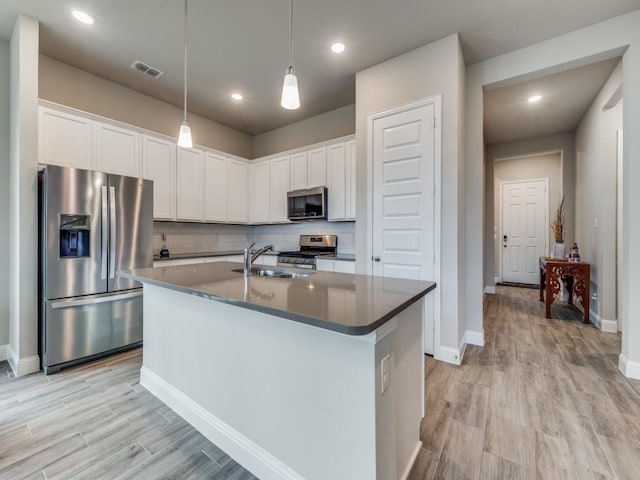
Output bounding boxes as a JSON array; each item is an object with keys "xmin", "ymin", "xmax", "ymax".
[{"xmin": 232, "ymin": 267, "xmax": 314, "ymax": 279}]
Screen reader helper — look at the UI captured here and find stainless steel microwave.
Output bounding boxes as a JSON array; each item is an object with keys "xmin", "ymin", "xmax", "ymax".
[{"xmin": 287, "ymin": 187, "xmax": 327, "ymax": 220}]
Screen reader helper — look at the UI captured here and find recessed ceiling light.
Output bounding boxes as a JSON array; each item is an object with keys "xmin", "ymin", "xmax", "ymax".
[
  {"xmin": 231, "ymin": 93, "xmax": 243, "ymax": 101},
  {"xmin": 331, "ymin": 42, "xmax": 345, "ymax": 54},
  {"xmin": 528, "ymin": 94, "xmax": 542, "ymax": 103},
  {"xmin": 71, "ymin": 9, "xmax": 94, "ymax": 25}
]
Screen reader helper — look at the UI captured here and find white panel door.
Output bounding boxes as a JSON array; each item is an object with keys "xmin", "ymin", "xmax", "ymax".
[
  {"xmin": 228, "ymin": 160, "xmax": 248, "ymax": 223},
  {"xmin": 307, "ymin": 147, "xmax": 327, "ymax": 188},
  {"xmin": 176, "ymin": 147, "xmax": 204, "ymax": 221},
  {"xmin": 204, "ymin": 153, "xmax": 228, "ymax": 222},
  {"xmin": 271, "ymin": 156, "xmax": 290, "ymax": 222},
  {"xmin": 327, "ymin": 142, "xmax": 347, "ymax": 220},
  {"xmin": 251, "ymin": 161, "xmax": 271, "ymax": 223},
  {"xmin": 501, "ymin": 180, "xmax": 547, "ymax": 284},
  {"xmin": 38, "ymin": 107, "xmax": 92, "ymax": 169},
  {"xmin": 372, "ymin": 103, "xmax": 435, "ymax": 354},
  {"xmin": 290, "ymin": 152, "xmax": 308, "ymax": 191},
  {"xmin": 142, "ymin": 135, "xmax": 176, "ymax": 220},
  {"xmin": 93, "ymin": 121, "xmax": 141, "ymax": 177}
]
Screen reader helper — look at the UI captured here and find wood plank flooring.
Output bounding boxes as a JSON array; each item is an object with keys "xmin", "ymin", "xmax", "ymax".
[
  {"xmin": 0, "ymin": 350, "xmax": 257, "ymax": 480},
  {"xmin": 2, "ymin": 285, "xmax": 639, "ymax": 479},
  {"xmin": 409, "ymin": 285, "xmax": 640, "ymax": 480}
]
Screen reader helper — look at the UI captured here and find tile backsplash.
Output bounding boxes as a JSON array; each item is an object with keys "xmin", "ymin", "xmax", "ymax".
[{"xmin": 153, "ymin": 221, "xmax": 355, "ymax": 256}]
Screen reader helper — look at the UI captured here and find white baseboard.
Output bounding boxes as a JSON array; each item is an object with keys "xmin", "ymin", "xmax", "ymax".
[
  {"xmin": 0, "ymin": 344, "xmax": 7, "ymax": 362},
  {"xmin": 590, "ymin": 310, "xmax": 618, "ymax": 333},
  {"xmin": 619, "ymin": 354, "xmax": 640, "ymax": 380},
  {"xmin": 494, "ymin": 277, "xmax": 500, "ymax": 285},
  {"xmin": 399, "ymin": 441, "xmax": 423, "ymax": 480},
  {"xmin": 140, "ymin": 366, "xmax": 304, "ymax": 480},
  {"xmin": 7, "ymin": 345, "xmax": 40, "ymax": 377},
  {"xmin": 439, "ymin": 336, "xmax": 466, "ymax": 366},
  {"xmin": 483, "ymin": 286, "xmax": 496, "ymax": 295},
  {"xmin": 466, "ymin": 330, "xmax": 485, "ymax": 347}
]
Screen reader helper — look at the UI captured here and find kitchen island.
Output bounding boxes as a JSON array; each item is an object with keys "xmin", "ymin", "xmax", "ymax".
[{"xmin": 119, "ymin": 262, "xmax": 435, "ymax": 480}]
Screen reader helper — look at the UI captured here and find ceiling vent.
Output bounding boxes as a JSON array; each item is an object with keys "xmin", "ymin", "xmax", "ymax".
[{"xmin": 131, "ymin": 60, "xmax": 164, "ymax": 79}]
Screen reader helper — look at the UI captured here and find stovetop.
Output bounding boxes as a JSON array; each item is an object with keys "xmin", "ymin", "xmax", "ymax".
[{"xmin": 278, "ymin": 250, "xmax": 334, "ymax": 258}]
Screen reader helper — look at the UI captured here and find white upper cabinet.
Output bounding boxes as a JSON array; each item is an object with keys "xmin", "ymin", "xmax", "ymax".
[
  {"xmin": 39, "ymin": 107, "xmax": 92, "ymax": 169},
  {"xmin": 204, "ymin": 153, "xmax": 228, "ymax": 222},
  {"xmin": 93, "ymin": 121, "xmax": 141, "ymax": 177},
  {"xmin": 142, "ymin": 135, "xmax": 176, "ymax": 220},
  {"xmin": 270, "ymin": 156, "xmax": 291, "ymax": 223},
  {"xmin": 251, "ymin": 160, "xmax": 271, "ymax": 224},
  {"xmin": 307, "ymin": 147, "xmax": 327, "ymax": 188},
  {"xmin": 346, "ymin": 140, "xmax": 356, "ymax": 220},
  {"xmin": 227, "ymin": 159, "xmax": 249, "ymax": 223},
  {"xmin": 176, "ymin": 147, "xmax": 205, "ymax": 221},
  {"xmin": 289, "ymin": 148, "xmax": 326, "ymax": 191},
  {"xmin": 327, "ymin": 142, "xmax": 347, "ymax": 220}
]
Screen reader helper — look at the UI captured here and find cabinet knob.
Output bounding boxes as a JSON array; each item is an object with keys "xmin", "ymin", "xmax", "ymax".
[{"xmin": 372, "ymin": 256, "xmax": 381, "ymax": 262}]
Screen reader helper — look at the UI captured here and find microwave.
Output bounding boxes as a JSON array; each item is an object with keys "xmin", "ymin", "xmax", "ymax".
[{"xmin": 287, "ymin": 187, "xmax": 327, "ymax": 220}]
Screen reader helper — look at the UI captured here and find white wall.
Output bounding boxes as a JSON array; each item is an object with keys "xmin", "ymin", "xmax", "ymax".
[
  {"xmin": 252, "ymin": 104, "xmax": 355, "ymax": 158},
  {"xmin": 355, "ymin": 34, "xmax": 466, "ymax": 356},
  {"xmin": 575, "ymin": 61, "xmax": 623, "ymax": 325},
  {"xmin": 465, "ymin": 10, "xmax": 640, "ymax": 378},
  {"xmin": 0, "ymin": 39, "xmax": 10, "ymax": 352},
  {"xmin": 39, "ymin": 55, "xmax": 254, "ymax": 159},
  {"xmin": 253, "ymin": 221, "xmax": 356, "ymax": 255},
  {"xmin": 485, "ymin": 132, "xmax": 576, "ymax": 288}
]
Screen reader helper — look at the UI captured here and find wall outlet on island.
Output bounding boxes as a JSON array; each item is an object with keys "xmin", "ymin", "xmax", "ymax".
[{"xmin": 381, "ymin": 354, "xmax": 391, "ymax": 394}]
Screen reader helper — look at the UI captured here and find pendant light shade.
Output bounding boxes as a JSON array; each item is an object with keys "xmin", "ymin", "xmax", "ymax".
[
  {"xmin": 177, "ymin": 0, "xmax": 193, "ymax": 148},
  {"xmin": 281, "ymin": 0, "xmax": 300, "ymax": 110}
]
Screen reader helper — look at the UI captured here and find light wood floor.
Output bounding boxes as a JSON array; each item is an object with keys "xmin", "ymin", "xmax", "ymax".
[
  {"xmin": 0, "ymin": 349, "xmax": 257, "ymax": 480},
  {"xmin": 409, "ymin": 285, "xmax": 640, "ymax": 480},
  {"xmin": 2, "ymin": 285, "xmax": 640, "ymax": 479}
]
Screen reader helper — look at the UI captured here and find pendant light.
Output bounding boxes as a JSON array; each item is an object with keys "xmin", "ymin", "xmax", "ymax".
[
  {"xmin": 177, "ymin": 0, "xmax": 193, "ymax": 148},
  {"xmin": 281, "ymin": 0, "xmax": 300, "ymax": 110}
]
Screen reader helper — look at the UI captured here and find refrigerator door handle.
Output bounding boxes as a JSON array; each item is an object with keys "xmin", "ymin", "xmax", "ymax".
[
  {"xmin": 109, "ymin": 186, "xmax": 117, "ymax": 279},
  {"xmin": 50, "ymin": 290, "xmax": 143, "ymax": 309},
  {"xmin": 101, "ymin": 185, "xmax": 109, "ymax": 280}
]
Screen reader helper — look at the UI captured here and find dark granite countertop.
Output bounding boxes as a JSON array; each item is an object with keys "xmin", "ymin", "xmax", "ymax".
[{"xmin": 119, "ymin": 261, "xmax": 434, "ymax": 336}]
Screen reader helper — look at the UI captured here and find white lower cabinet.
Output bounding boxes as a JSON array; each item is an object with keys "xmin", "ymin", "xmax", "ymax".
[
  {"xmin": 142, "ymin": 135, "xmax": 176, "ymax": 220},
  {"xmin": 176, "ymin": 147, "xmax": 205, "ymax": 221},
  {"xmin": 315, "ymin": 259, "xmax": 355, "ymax": 274}
]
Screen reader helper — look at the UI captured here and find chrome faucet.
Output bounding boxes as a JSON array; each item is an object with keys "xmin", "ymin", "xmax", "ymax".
[{"xmin": 243, "ymin": 242, "xmax": 274, "ymax": 275}]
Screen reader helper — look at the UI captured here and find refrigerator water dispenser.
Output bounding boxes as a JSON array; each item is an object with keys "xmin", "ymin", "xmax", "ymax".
[{"xmin": 59, "ymin": 214, "xmax": 90, "ymax": 258}]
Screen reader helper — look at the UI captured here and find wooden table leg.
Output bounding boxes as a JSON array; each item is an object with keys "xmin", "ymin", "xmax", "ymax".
[
  {"xmin": 545, "ymin": 266, "xmax": 553, "ymax": 319},
  {"xmin": 539, "ymin": 265, "xmax": 545, "ymax": 302},
  {"xmin": 582, "ymin": 273, "xmax": 590, "ymax": 324}
]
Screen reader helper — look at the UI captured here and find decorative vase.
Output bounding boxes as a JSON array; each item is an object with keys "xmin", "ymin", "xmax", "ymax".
[{"xmin": 553, "ymin": 241, "xmax": 565, "ymax": 259}]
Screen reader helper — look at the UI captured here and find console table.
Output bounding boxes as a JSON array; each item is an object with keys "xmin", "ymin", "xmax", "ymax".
[{"xmin": 539, "ymin": 257, "xmax": 590, "ymax": 324}]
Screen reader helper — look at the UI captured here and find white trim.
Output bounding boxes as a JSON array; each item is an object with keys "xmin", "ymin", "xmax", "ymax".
[
  {"xmin": 466, "ymin": 330, "xmax": 485, "ymax": 347},
  {"xmin": 494, "ymin": 276, "xmax": 501, "ymax": 285},
  {"xmin": 484, "ymin": 286, "xmax": 496, "ymax": 295},
  {"xmin": 399, "ymin": 442, "xmax": 423, "ymax": 480},
  {"xmin": 0, "ymin": 344, "xmax": 7, "ymax": 362},
  {"xmin": 439, "ymin": 336, "xmax": 467, "ymax": 366},
  {"xmin": 619, "ymin": 354, "xmax": 640, "ymax": 380},
  {"xmin": 7, "ymin": 346, "xmax": 40, "ymax": 377},
  {"xmin": 141, "ymin": 366, "xmax": 304, "ymax": 480},
  {"xmin": 367, "ymin": 95, "xmax": 442, "ymax": 361},
  {"xmin": 590, "ymin": 310, "xmax": 618, "ymax": 333}
]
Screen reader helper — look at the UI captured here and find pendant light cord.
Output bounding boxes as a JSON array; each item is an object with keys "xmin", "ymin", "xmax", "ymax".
[
  {"xmin": 183, "ymin": 0, "xmax": 188, "ymax": 122},
  {"xmin": 288, "ymin": 0, "xmax": 293, "ymax": 69}
]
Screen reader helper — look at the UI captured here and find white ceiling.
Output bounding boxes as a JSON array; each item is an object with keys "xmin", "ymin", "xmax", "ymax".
[
  {"xmin": 483, "ymin": 57, "xmax": 621, "ymax": 145},
  {"xmin": 0, "ymin": 0, "xmax": 638, "ymax": 135}
]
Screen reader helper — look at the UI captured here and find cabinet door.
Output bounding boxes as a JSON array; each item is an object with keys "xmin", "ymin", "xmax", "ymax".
[
  {"xmin": 204, "ymin": 153, "xmax": 228, "ymax": 222},
  {"xmin": 315, "ymin": 259, "xmax": 334, "ymax": 272},
  {"xmin": 176, "ymin": 147, "xmax": 204, "ymax": 221},
  {"xmin": 93, "ymin": 121, "xmax": 141, "ymax": 177},
  {"xmin": 251, "ymin": 161, "xmax": 271, "ymax": 223},
  {"xmin": 39, "ymin": 107, "xmax": 92, "ymax": 169},
  {"xmin": 346, "ymin": 140, "xmax": 356, "ymax": 220},
  {"xmin": 290, "ymin": 152, "xmax": 308, "ymax": 191},
  {"xmin": 228, "ymin": 160, "xmax": 249, "ymax": 223},
  {"xmin": 307, "ymin": 147, "xmax": 327, "ymax": 188},
  {"xmin": 142, "ymin": 136, "xmax": 176, "ymax": 220},
  {"xmin": 327, "ymin": 142, "xmax": 347, "ymax": 220},
  {"xmin": 270, "ymin": 156, "xmax": 290, "ymax": 223},
  {"xmin": 334, "ymin": 260, "xmax": 356, "ymax": 274}
]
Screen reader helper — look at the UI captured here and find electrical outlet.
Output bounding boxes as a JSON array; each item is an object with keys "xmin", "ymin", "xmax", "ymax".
[{"xmin": 381, "ymin": 354, "xmax": 391, "ymax": 394}]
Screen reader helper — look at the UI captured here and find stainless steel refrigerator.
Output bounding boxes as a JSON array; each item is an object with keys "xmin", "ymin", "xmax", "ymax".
[{"xmin": 38, "ymin": 165, "xmax": 153, "ymax": 374}]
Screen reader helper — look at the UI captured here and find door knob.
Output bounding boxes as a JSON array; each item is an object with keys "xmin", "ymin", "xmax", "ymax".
[{"xmin": 373, "ymin": 256, "xmax": 381, "ymax": 262}]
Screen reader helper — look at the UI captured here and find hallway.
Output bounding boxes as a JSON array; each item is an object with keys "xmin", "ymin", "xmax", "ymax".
[{"xmin": 410, "ymin": 285, "xmax": 640, "ymax": 479}]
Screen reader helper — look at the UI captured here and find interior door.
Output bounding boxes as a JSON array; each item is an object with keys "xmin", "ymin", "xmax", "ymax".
[
  {"xmin": 501, "ymin": 180, "xmax": 547, "ymax": 284},
  {"xmin": 372, "ymin": 102, "xmax": 436, "ymax": 354}
]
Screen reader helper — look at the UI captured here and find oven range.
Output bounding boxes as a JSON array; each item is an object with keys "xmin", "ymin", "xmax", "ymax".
[{"xmin": 277, "ymin": 235, "xmax": 337, "ymax": 270}]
